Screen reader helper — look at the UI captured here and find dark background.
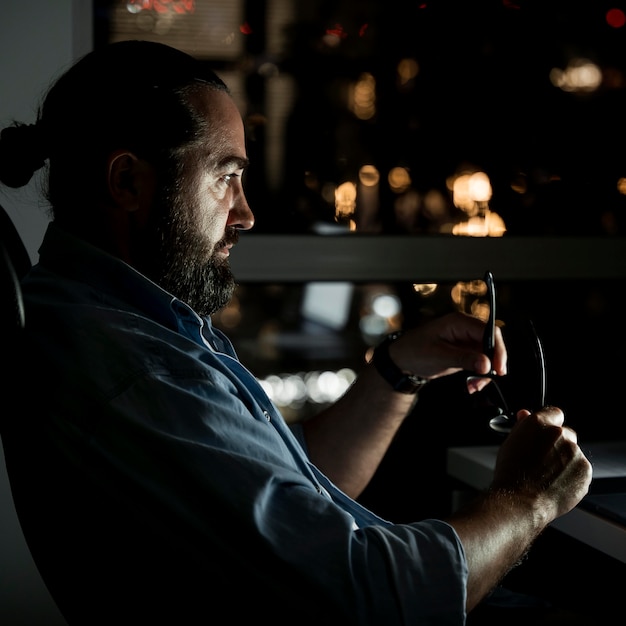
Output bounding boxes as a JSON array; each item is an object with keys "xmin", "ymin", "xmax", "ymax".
[{"xmin": 95, "ymin": 0, "xmax": 626, "ymax": 236}]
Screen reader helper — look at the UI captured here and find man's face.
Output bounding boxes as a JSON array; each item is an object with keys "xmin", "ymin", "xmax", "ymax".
[{"xmin": 142, "ymin": 88, "xmax": 254, "ymax": 317}]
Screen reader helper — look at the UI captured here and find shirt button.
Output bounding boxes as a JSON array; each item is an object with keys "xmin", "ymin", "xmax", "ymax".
[{"xmin": 263, "ymin": 410, "xmax": 271, "ymax": 422}]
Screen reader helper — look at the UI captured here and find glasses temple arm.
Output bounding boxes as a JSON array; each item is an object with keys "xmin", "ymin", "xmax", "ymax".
[{"xmin": 484, "ymin": 270, "xmax": 496, "ymax": 374}]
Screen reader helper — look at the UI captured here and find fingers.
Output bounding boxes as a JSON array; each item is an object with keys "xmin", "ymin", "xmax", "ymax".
[
  {"xmin": 457, "ymin": 313, "xmax": 507, "ymax": 377},
  {"xmin": 560, "ymin": 424, "xmax": 578, "ymax": 445},
  {"xmin": 492, "ymin": 323, "xmax": 507, "ymax": 376},
  {"xmin": 431, "ymin": 311, "xmax": 508, "ymax": 377},
  {"xmin": 509, "ymin": 408, "xmax": 583, "ymax": 482},
  {"xmin": 530, "ymin": 405, "xmax": 565, "ymax": 427},
  {"xmin": 393, "ymin": 311, "xmax": 508, "ymax": 381},
  {"xmin": 513, "ymin": 406, "xmax": 565, "ymax": 428}
]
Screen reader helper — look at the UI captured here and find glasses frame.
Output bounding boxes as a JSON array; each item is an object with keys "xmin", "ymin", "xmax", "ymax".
[{"xmin": 468, "ymin": 270, "xmax": 546, "ymax": 433}]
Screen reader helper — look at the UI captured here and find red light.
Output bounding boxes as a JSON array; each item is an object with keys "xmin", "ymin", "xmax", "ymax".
[
  {"xmin": 326, "ymin": 24, "xmax": 348, "ymax": 39},
  {"xmin": 606, "ymin": 8, "xmax": 626, "ymax": 28},
  {"xmin": 126, "ymin": 0, "xmax": 195, "ymax": 14}
]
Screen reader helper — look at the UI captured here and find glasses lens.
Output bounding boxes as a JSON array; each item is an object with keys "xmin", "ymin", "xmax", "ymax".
[
  {"xmin": 489, "ymin": 412, "xmax": 513, "ymax": 434},
  {"xmin": 466, "ymin": 374, "xmax": 513, "ymax": 433}
]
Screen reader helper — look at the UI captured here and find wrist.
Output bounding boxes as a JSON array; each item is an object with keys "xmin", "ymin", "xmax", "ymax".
[{"xmin": 371, "ymin": 331, "xmax": 428, "ymax": 395}]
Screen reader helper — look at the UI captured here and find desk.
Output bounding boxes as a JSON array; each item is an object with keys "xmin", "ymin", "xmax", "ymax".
[{"xmin": 447, "ymin": 440, "xmax": 626, "ymax": 564}]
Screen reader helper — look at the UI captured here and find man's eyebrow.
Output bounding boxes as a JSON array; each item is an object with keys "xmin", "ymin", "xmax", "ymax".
[{"xmin": 217, "ymin": 156, "xmax": 250, "ymax": 170}]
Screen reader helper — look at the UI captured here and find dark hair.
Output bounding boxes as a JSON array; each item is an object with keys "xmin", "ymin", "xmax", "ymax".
[{"xmin": 0, "ymin": 40, "xmax": 228, "ymax": 222}]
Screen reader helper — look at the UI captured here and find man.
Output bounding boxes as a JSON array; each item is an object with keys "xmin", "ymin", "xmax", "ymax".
[{"xmin": 0, "ymin": 40, "xmax": 591, "ymax": 625}]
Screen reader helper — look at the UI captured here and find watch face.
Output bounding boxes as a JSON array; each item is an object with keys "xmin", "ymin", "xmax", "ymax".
[
  {"xmin": 401, "ymin": 375, "xmax": 428, "ymax": 394},
  {"xmin": 396, "ymin": 377, "xmax": 417, "ymax": 393}
]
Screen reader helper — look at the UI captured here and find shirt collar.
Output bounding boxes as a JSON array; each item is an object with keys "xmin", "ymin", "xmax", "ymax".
[{"xmin": 36, "ymin": 221, "xmax": 204, "ymax": 332}]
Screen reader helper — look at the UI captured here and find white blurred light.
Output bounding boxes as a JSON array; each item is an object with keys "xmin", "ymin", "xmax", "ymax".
[
  {"xmin": 259, "ymin": 368, "xmax": 356, "ymax": 409},
  {"xmin": 372, "ymin": 293, "xmax": 401, "ymax": 318},
  {"xmin": 359, "ymin": 313, "xmax": 391, "ymax": 337},
  {"xmin": 550, "ymin": 58, "xmax": 603, "ymax": 93}
]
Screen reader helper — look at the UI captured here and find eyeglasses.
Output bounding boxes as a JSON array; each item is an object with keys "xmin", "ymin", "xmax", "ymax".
[{"xmin": 466, "ymin": 271, "xmax": 546, "ymax": 433}]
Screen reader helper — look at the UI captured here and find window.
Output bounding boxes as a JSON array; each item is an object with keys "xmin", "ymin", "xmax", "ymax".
[{"xmin": 95, "ymin": 0, "xmax": 626, "ymax": 238}]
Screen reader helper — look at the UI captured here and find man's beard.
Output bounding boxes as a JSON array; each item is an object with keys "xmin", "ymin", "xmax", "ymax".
[
  {"xmin": 158, "ymin": 232, "xmax": 237, "ymax": 317},
  {"xmin": 137, "ymin": 190, "xmax": 238, "ymax": 318}
]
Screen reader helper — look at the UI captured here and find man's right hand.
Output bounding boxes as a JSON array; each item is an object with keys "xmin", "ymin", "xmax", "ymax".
[
  {"xmin": 492, "ymin": 405, "xmax": 592, "ymax": 522},
  {"xmin": 447, "ymin": 404, "xmax": 592, "ymax": 611}
]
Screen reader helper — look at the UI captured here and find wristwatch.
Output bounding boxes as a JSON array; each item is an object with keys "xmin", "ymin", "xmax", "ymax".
[{"xmin": 371, "ymin": 331, "xmax": 429, "ymax": 395}]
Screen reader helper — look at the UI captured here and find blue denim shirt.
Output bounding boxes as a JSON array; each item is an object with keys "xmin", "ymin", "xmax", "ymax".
[{"xmin": 17, "ymin": 223, "xmax": 469, "ymax": 625}]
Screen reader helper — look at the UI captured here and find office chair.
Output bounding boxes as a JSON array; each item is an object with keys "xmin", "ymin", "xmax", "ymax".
[
  {"xmin": 0, "ymin": 201, "xmax": 31, "ymax": 278},
  {"xmin": 0, "ymin": 203, "xmax": 68, "ymax": 625},
  {"xmin": 0, "ymin": 202, "xmax": 29, "ymax": 335},
  {"xmin": 0, "ymin": 240, "xmax": 24, "ymax": 335}
]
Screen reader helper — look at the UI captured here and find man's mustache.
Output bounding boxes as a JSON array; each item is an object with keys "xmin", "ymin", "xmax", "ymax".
[{"xmin": 218, "ymin": 227, "xmax": 239, "ymax": 249}]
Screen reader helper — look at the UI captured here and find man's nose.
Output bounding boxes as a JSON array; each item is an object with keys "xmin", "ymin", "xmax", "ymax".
[{"xmin": 229, "ymin": 194, "xmax": 255, "ymax": 231}]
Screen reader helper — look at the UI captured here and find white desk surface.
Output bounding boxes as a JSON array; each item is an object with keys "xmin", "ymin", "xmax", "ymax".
[{"xmin": 447, "ymin": 440, "xmax": 626, "ymax": 564}]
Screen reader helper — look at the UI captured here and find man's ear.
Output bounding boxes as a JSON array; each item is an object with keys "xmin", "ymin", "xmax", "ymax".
[{"xmin": 107, "ymin": 150, "xmax": 147, "ymax": 212}]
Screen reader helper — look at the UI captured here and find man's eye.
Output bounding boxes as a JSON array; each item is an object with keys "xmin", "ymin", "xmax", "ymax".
[{"xmin": 221, "ymin": 171, "xmax": 241, "ymax": 186}]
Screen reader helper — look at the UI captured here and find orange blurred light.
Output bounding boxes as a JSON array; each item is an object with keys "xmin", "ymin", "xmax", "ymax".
[
  {"xmin": 397, "ymin": 58, "xmax": 419, "ymax": 85},
  {"xmin": 358, "ymin": 165, "xmax": 380, "ymax": 187},
  {"xmin": 350, "ymin": 73, "xmax": 376, "ymax": 120},
  {"xmin": 452, "ymin": 212, "xmax": 506, "ymax": 237},
  {"xmin": 388, "ymin": 167, "xmax": 411, "ymax": 193},
  {"xmin": 335, "ymin": 181, "xmax": 357, "ymax": 220}
]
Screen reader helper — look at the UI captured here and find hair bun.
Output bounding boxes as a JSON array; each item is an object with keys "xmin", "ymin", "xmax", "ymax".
[{"xmin": 0, "ymin": 123, "xmax": 47, "ymax": 188}]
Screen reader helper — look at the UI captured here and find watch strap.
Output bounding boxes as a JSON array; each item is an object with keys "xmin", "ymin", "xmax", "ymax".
[{"xmin": 371, "ymin": 331, "xmax": 428, "ymax": 395}]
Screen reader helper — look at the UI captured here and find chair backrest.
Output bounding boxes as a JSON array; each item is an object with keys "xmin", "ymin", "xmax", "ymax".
[
  {"xmin": 0, "ymin": 241, "xmax": 25, "ymax": 336},
  {"xmin": 0, "ymin": 204, "xmax": 68, "ymax": 625},
  {"xmin": 0, "ymin": 202, "xmax": 32, "ymax": 280},
  {"xmin": 0, "ymin": 203, "xmax": 29, "ymax": 336}
]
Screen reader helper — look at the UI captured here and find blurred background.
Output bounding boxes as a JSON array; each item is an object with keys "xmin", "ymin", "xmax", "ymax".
[{"xmin": 95, "ymin": 0, "xmax": 626, "ymax": 237}]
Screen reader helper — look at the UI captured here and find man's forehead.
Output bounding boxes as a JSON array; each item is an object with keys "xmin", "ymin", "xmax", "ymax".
[{"xmin": 185, "ymin": 87, "xmax": 246, "ymax": 154}]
